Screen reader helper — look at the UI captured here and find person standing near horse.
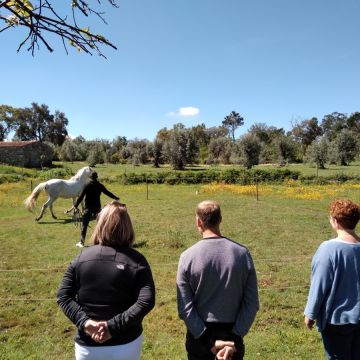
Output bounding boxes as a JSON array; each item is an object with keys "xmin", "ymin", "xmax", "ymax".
[
  {"xmin": 74, "ymin": 172, "xmax": 119, "ymax": 248},
  {"xmin": 176, "ymin": 200, "xmax": 259, "ymax": 360}
]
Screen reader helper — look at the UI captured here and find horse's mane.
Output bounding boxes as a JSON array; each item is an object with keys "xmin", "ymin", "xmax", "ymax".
[{"xmin": 70, "ymin": 167, "xmax": 90, "ymax": 181}]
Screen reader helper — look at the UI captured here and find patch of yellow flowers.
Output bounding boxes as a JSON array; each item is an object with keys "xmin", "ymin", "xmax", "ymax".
[
  {"xmin": 202, "ymin": 180, "xmax": 360, "ymax": 201},
  {"xmin": 0, "ymin": 182, "xmax": 28, "ymax": 207}
]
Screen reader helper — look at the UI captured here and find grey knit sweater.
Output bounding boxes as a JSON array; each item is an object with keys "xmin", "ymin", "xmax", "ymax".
[{"xmin": 176, "ymin": 236, "xmax": 259, "ymax": 338}]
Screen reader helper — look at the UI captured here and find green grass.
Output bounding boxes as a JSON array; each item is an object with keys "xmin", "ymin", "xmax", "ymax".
[
  {"xmin": 1, "ymin": 178, "xmax": 359, "ymax": 359},
  {"xmin": 274, "ymin": 161, "xmax": 360, "ymax": 177}
]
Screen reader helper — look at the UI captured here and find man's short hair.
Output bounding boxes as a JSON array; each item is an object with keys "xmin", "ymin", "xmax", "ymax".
[
  {"xmin": 90, "ymin": 172, "xmax": 98, "ymax": 180},
  {"xmin": 196, "ymin": 200, "xmax": 222, "ymax": 229}
]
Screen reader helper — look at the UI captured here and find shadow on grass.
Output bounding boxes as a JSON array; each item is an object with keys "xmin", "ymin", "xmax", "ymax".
[
  {"xmin": 134, "ymin": 240, "xmax": 148, "ymax": 248},
  {"xmin": 37, "ymin": 218, "xmax": 74, "ymax": 225}
]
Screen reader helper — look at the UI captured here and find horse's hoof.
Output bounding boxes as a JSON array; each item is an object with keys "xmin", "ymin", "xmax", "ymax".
[{"xmin": 35, "ymin": 218, "xmax": 40, "ymax": 222}]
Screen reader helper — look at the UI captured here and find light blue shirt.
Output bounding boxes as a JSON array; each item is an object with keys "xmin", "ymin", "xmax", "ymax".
[{"xmin": 304, "ymin": 238, "xmax": 360, "ymax": 331}]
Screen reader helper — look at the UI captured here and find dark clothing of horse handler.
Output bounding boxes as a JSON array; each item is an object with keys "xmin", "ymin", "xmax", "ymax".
[{"xmin": 74, "ymin": 172, "xmax": 119, "ymax": 246}]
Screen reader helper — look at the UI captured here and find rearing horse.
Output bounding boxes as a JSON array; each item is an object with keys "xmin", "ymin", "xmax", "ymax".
[{"xmin": 24, "ymin": 166, "xmax": 93, "ymax": 221}]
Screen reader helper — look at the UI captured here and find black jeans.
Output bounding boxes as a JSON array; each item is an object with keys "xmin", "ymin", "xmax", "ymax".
[
  {"xmin": 186, "ymin": 323, "xmax": 245, "ymax": 360},
  {"xmin": 321, "ymin": 323, "xmax": 360, "ymax": 360},
  {"xmin": 80, "ymin": 208, "xmax": 100, "ymax": 242}
]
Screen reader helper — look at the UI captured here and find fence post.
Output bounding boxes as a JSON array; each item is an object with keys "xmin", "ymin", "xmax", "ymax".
[
  {"xmin": 146, "ymin": 175, "xmax": 149, "ymax": 200},
  {"xmin": 30, "ymin": 180, "xmax": 33, "ymax": 192},
  {"xmin": 256, "ymin": 176, "xmax": 259, "ymax": 201}
]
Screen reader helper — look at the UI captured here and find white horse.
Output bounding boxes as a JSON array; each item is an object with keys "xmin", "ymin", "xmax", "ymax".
[{"xmin": 24, "ymin": 166, "xmax": 93, "ymax": 221}]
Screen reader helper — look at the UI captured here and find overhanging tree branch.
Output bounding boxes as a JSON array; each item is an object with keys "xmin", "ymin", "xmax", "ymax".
[{"xmin": 0, "ymin": 0, "xmax": 118, "ymax": 57}]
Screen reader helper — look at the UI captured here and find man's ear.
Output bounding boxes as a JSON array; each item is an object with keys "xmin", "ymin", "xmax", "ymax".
[{"xmin": 196, "ymin": 215, "xmax": 203, "ymax": 229}]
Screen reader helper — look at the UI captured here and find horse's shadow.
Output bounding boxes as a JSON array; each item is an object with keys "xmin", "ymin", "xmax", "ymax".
[
  {"xmin": 133, "ymin": 240, "xmax": 148, "ymax": 248},
  {"xmin": 37, "ymin": 218, "xmax": 74, "ymax": 225}
]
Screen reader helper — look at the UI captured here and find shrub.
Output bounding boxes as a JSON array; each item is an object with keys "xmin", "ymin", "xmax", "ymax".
[
  {"xmin": 38, "ymin": 167, "xmax": 73, "ymax": 180},
  {"xmin": 0, "ymin": 174, "xmax": 24, "ymax": 184}
]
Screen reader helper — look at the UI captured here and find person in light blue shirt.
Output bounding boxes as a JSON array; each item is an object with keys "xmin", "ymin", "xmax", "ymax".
[{"xmin": 304, "ymin": 199, "xmax": 360, "ymax": 360}]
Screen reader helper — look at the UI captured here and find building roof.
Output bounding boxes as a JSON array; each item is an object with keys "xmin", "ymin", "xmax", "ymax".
[{"xmin": 0, "ymin": 141, "xmax": 38, "ymax": 148}]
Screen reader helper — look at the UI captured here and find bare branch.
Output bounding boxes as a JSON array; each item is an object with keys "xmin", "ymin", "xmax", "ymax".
[
  {"xmin": 0, "ymin": 0, "xmax": 118, "ymax": 56},
  {"xmin": 0, "ymin": 24, "xmax": 13, "ymax": 33},
  {"xmin": 17, "ymin": 28, "xmax": 33, "ymax": 52}
]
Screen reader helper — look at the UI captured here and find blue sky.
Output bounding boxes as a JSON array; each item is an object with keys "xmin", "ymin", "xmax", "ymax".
[{"xmin": 2, "ymin": 0, "xmax": 359, "ymax": 141}]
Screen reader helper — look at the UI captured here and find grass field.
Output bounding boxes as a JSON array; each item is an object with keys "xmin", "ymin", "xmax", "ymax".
[{"xmin": 1, "ymin": 169, "xmax": 360, "ymax": 359}]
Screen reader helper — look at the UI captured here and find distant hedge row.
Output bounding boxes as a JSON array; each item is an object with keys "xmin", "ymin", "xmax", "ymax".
[
  {"xmin": 0, "ymin": 166, "xmax": 73, "ymax": 184},
  {"xmin": 37, "ymin": 168, "xmax": 73, "ymax": 180},
  {"xmin": 104, "ymin": 169, "xmax": 302, "ymax": 185},
  {"xmin": 1, "ymin": 166, "xmax": 360, "ymax": 185},
  {"xmin": 106, "ymin": 169, "xmax": 360, "ymax": 185},
  {"xmin": 299, "ymin": 173, "xmax": 360, "ymax": 185},
  {"xmin": 0, "ymin": 174, "xmax": 28, "ymax": 184}
]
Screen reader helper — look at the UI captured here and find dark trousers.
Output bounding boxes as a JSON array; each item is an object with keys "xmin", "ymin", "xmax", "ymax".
[
  {"xmin": 321, "ymin": 323, "xmax": 360, "ymax": 360},
  {"xmin": 80, "ymin": 208, "xmax": 100, "ymax": 242},
  {"xmin": 186, "ymin": 323, "xmax": 244, "ymax": 360}
]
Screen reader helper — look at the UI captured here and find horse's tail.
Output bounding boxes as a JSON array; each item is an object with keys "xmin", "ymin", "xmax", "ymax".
[{"xmin": 24, "ymin": 182, "xmax": 47, "ymax": 212}]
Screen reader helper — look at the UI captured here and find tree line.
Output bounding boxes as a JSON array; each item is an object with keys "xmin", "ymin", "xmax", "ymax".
[
  {"xmin": 0, "ymin": 103, "xmax": 68, "ymax": 145},
  {"xmin": 1, "ymin": 103, "xmax": 360, "ymax": 170}
]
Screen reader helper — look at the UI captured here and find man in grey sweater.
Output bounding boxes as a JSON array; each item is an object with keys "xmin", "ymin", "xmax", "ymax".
[{"xmin": 176, "ymin": 200, "xmax": 259, "ymax": 360}]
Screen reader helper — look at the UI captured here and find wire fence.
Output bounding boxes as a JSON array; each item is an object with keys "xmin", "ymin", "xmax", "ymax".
[
  {"xmin": 11, "ymin": 173, "xmax": 360, "ymax": 196},
  {"xmin": 0, "ymin": 284, "xmax": 311, "ymax": 302},
  {"xmin": 0, "ymin": 253, "xmax": 312, "ymax": 303},
  {"xmin": 0, "ymin": 254, "xmax": 312, "ymax": 273}
]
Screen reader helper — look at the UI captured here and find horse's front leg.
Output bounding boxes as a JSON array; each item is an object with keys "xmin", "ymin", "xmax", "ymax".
[
  {"xmin": 65, "ymin": 197, "xmax": 77, "ymax": 215},
  {"xmin": 65, "ymin": 205, "xmax": 75, "ymax": 214}
]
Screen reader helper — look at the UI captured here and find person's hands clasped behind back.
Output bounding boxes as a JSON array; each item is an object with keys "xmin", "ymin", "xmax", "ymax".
[
  {"xmin": 211, "ymin": 340, "xmax": 236, "ymax": 360},
  {"xmin": 84, "ymin": 320, "xmax": 112, "ymax": 344},
  {"xmin": 216, "ymin": 345, "xmax": 236, "ymax": 360}
]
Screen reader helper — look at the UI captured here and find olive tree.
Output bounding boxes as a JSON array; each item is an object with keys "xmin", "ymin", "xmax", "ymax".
[
  {"xmin": 236, "ymin": 134, "xmax": 262, "ymax": 169},
  {"xmin": 304, "ymin": 137, "xmax": 329, "ymax": 169},
  {"xmin": 330, "ymin": 129, "xmax": 358, "ymax": 166}
]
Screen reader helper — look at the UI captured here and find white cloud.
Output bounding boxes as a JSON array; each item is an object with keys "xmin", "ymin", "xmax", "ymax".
[{"xmin": 168, "ymin": 106, "xmax": 200, "ymax": 117}]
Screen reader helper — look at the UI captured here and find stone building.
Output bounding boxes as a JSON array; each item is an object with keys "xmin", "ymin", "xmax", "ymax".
[{"xmin": 0, "ymin": 141, "xmax": 53, "ymax": 168}]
